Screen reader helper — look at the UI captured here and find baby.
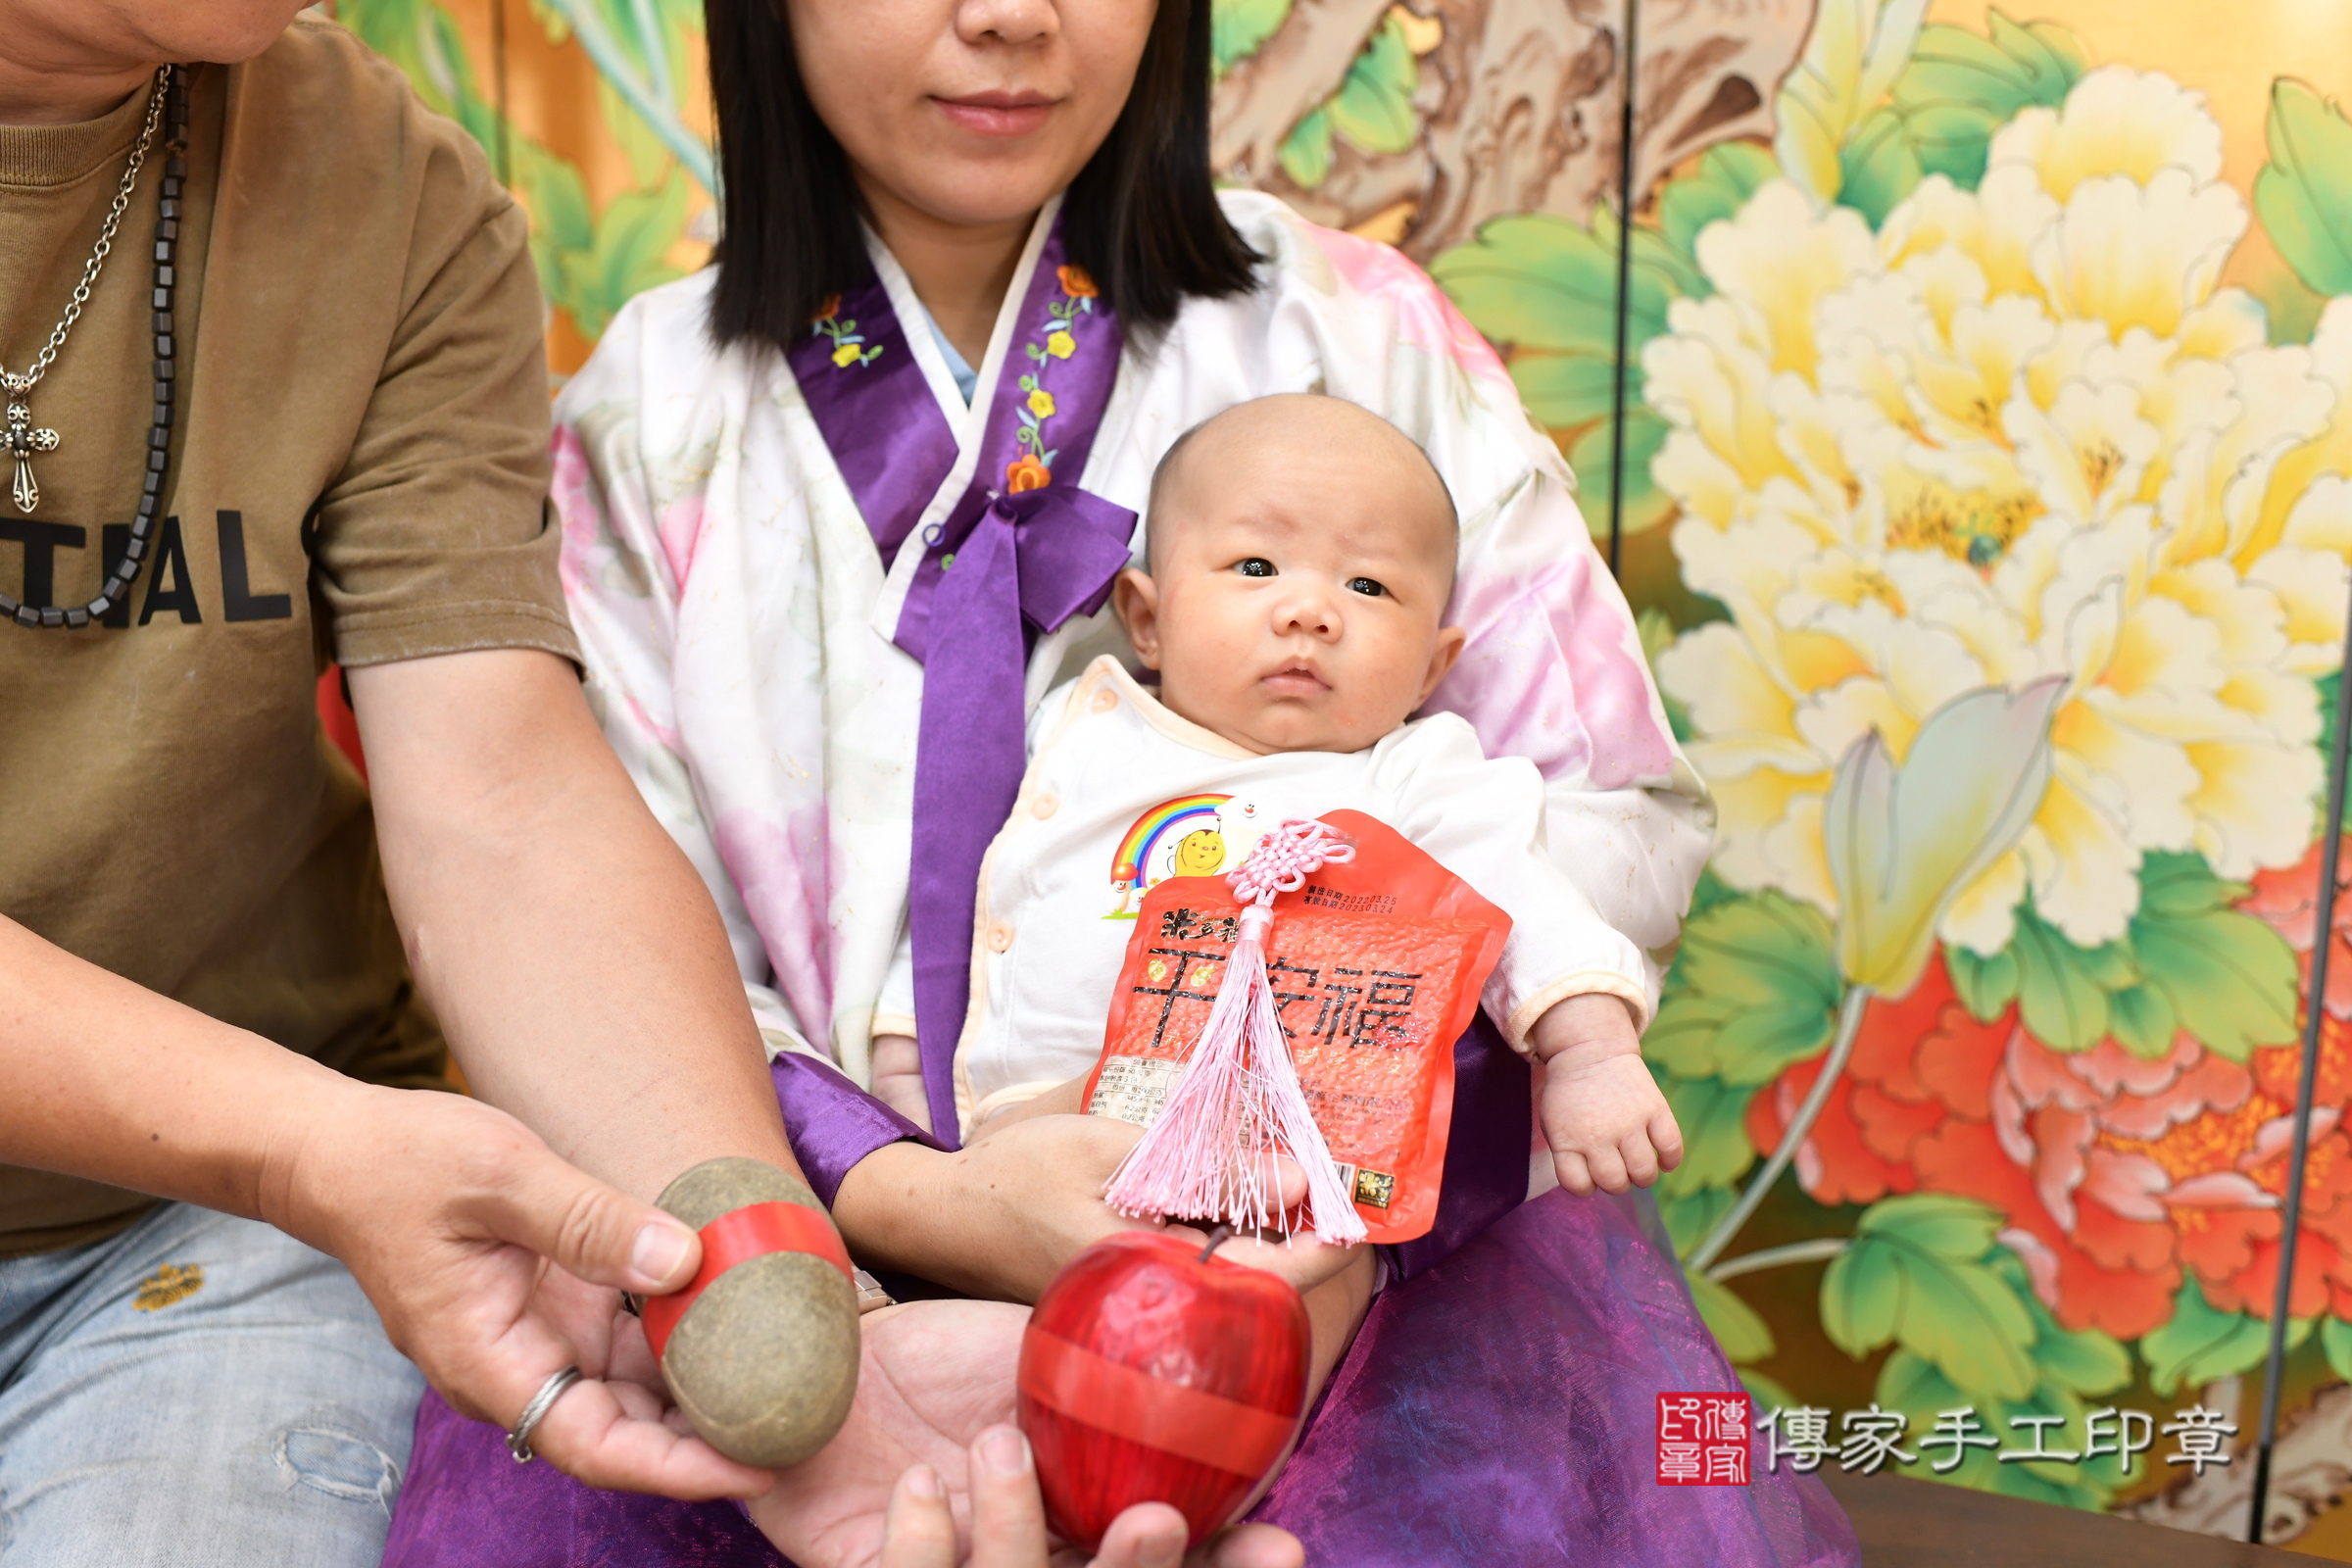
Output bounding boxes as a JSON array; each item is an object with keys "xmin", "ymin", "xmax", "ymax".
[{"xmin": 871, "ymin": 392, "xmax": 1683, "ymax": 1211}]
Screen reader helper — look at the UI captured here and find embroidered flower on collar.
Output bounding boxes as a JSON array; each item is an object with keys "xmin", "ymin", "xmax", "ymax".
[
  {"xmin": 811, "ymin": 298, "xmax": 884, "ymax": 369},
  {"xmin": 1009, "ymin": 265, "xmax": 1099, "ymax": 488}
]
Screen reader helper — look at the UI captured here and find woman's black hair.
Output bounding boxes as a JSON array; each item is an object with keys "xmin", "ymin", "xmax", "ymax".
[{"xmin": 704, "ymin": 0, "xmax": 1262, "ymax": 352}]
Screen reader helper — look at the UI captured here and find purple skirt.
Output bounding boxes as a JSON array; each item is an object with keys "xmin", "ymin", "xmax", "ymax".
[{"xmin": 382, "ymin": 1184, "xmax": 1855, "ymax": 1567}]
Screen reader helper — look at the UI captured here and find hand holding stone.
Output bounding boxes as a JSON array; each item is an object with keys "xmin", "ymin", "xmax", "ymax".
[{"xmin": 647, "ymin": 1156, "xmax": 862, "ymax": 1468}]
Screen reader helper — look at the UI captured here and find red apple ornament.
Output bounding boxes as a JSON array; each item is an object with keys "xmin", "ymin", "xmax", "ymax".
[{"xmin": 1018, "ymin": 1229, "xmax": 1310, "ymax": 1551}]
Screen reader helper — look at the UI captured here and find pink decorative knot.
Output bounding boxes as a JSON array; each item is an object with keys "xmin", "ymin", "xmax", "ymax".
[
  {"xmin": 1228, "ymin": 819, "xmax": 1355, "ymax": 907},
  {"xmin": 1106, "ymin": 812, "xmax": 1369, "ymax": 1247}
]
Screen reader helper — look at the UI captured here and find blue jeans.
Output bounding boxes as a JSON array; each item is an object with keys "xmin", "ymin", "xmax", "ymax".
[{"xmin": 0, "ymin": 1201, "xmax": 423, "ymax": 1565}]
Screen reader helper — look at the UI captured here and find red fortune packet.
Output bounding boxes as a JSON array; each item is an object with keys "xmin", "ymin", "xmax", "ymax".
[{"xmin": 1082, "ymin": 809, "xmax": 1510, "ymax": 1245}]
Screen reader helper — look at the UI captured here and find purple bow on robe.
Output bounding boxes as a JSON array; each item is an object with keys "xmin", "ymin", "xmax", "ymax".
[
  {"xmin": 901, "ymin": 485, "xmax": 1137, "ymax": 1139},
  {"xmin": 787, "ymin": 211, "xmax": 1129, "ymax": 1148}
]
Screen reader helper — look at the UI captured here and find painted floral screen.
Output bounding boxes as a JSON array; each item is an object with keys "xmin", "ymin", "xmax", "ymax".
[{"xmin": 325, "ymin": 0, "xmax": 2352, "ymax": 1550}]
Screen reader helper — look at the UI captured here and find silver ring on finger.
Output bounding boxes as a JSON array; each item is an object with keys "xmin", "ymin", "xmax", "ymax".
[{"xmin": 506, "ymin": 1364, "xmax": 584, "ymax": 1464}]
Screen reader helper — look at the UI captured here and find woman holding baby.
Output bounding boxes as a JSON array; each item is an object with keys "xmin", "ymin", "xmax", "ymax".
[{"xmin": 386, "ymin": 2, "xmax": 1857, "ymax": 1564}]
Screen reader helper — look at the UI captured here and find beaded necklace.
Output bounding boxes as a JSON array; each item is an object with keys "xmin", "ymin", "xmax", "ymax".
[{"xmin": 1, "ymin": 66, "xmax": 189, "ymax": 630}]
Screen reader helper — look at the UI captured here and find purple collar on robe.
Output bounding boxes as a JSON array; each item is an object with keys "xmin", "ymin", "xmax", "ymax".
[{"xmin": 789, "ymin": 213, "xmax": 1131, "ymax": 1143}]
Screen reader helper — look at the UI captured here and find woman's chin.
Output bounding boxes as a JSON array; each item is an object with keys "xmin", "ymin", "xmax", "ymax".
[
  {"xmin": 849, "ymin": 130, "xmax": 1097, "ymax": 233},
  {"xmin": 865, "ymin": 168, "xmax": 1066, "ymax": 234}
]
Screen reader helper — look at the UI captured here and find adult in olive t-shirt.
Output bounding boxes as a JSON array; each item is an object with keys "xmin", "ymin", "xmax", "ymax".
[
  {"xmin": 0, "ymin": 17, "xmax": 575, "ymax": 1259},
  {"xmin": 0, "ymin": 8, "xmax": 811, "ymax": 1563}
]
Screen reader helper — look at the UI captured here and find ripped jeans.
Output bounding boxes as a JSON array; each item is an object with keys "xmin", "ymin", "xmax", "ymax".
[{"xmin": 0, "ymin": 1202, "xmax": 423, "ymax": 1566}]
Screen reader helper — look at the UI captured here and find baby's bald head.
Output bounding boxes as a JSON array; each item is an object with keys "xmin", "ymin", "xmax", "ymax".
[
  {"xmin": 1145, "ymin": 395, "xmax": 1457, "ymax": 587},
  {"xmin": 1114, "ymin": 394, "xmax": 1468, "ymax": 757}
]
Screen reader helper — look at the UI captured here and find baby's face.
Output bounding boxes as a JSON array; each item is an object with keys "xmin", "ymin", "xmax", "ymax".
[{"xmin": 1114, "ymin": 400, "xmax": 1464, "ymax": 756}]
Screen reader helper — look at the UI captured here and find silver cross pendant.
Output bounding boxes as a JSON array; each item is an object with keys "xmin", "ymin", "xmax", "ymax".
[{"xmin": 5, "ymin": 401, "xmax": 60, "ymax": 514}]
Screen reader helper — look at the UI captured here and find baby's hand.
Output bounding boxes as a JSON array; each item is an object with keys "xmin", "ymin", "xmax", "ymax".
[
  {"xmin": 1527, "ymin": 994, "xmax": 1683, "ymax": 1196},
  {"xmin": 870, "ymin": 1033, "xmax": 933, "ymax": 1134}
]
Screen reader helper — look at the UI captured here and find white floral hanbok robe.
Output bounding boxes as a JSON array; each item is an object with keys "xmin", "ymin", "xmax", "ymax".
[{"xmin": 554, "ymin": 190, "xmax": 1709, "ymax": 1117}]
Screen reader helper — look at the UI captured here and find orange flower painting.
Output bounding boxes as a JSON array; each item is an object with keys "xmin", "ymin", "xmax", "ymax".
[{"xmin": 1748, "ymin": 946, "xmax": 2352, "ymax": 1342}]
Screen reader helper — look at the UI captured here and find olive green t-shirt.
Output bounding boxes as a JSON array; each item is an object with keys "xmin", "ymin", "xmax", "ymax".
[{"xmin": 0, "ymin": 19, "xmax": 579, "ymax": 1256}]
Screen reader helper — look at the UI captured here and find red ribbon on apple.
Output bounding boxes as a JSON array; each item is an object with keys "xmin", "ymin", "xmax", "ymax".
[{"xmin": 1018, "ymin": 1229, "xmax": 1311, "ymax": 1551}]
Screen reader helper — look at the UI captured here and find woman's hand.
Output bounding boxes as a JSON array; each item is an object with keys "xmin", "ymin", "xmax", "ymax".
[
  {"xmin": 266, "ymin": 1082, "xmax": 774, "ymax": 1500},
  {"xmin": 834, "ymin": 1111, "xmax": 1358, "ymax": 1302},
  {"xmin": 837, "ymin": 1116, "xmax": 1159, "ymax": 1300},
  {"xmin": 881, "ymin": 1427, "xmax": 1304, "ymax": 1568},
  {"xmin": 752, "ymin": 1299, "xmax": 1031, "ymax": 1564},
  {"xmin": 755, "ymin": 1301, "xmax": 1299, "ymax": 1568}
]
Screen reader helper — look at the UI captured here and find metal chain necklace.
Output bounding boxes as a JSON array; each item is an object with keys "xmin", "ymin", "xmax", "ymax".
[{"xmin": 2, "ymin": 65, "xmax": 189, "ymax": 630}]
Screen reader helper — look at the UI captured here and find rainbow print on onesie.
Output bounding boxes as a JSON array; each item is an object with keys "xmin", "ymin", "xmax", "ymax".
[{"xmin": 1105, "ymin": 794, "xmax": 1272, "ymax": 918}]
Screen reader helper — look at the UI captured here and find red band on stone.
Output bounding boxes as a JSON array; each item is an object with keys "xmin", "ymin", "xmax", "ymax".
[
  {"xmin": 1018, "ymin": 1328, "xmax": 1298, "ymax": 1479},
  {"xmin": 642, "ymin": 1200, "xmax": 854, "ymax": 1361}
]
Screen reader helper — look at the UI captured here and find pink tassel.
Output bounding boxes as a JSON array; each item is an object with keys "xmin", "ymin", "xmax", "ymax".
[{"xmin": 1103, "ymin": 820, "xmax": 1369, "ymax": 1247}]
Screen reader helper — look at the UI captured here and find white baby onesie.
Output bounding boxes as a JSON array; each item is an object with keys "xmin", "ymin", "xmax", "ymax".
[{"xmin": 885, "ymin": 657, "xmax": 1654, "ymax": 1141}]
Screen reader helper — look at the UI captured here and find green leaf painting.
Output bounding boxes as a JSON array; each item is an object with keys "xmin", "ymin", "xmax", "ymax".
[
  {"xmin": 1656, "ymin": 142, "xmax": 1777, "ymax": 277},
  {"xmin": 1431, "ymin": 214, "xmax": 1658, "ymax": 359},
  {"xmin": 2256, "ymin": 79, "xmax": 2352, "ymax": 299},
  {"xmin": 1324, "ymin": 15, "xmax": 1420, "ymax": 157},
  {"xmin": 1212, "ymin": 0, "xmax": 1293, "ymax": 75},
  {"xmin": 2007, "ymin": 906, "xmax": 2134, "ymax": 1054},
  {"xmin": 558, "ymin": 177, "xmax": 692, "ymax": 338},
  {"xmin": 1945, "ymin": 853, "xmax": 2297, "ymax": 1056},
  {"xmin": 1689, "ymin": 1270, "xmax": 1779, "ymax": 1363},
  {"xmin": 1657, "ymin": 1184, "xmax": 1738, "ymax": 1258},
  {"xmin": 2323, "ymin": 1316, "xmax": 2352, "ymax": 1386},
  {"xmin": 2141, "ymin": 1278, "xmax": 2305, "ymax": 1397},
  {"xmin": 1886, "ymin": 11, "xmax": 2085, "ymax": 188},
  {"xmin": 1849, "ymin": 1249, "xmax": 2129, "ymax": 1503},
  {"xmin": 1837, "ymin": 107, "xmax": 1924, "ymax": 227},
  {"xmin": 1277, "ymin": 106, "xmax": 1335, "ymax": 190},
  {"xmin": 2129, "ymin": 855, "xmax": 2300, "ymax": 1060},
  {"xmin": 1645, "ymin": 893, "xmax": 1840, "ymax": 1085},
  {"xmin": 1822, "ymin": 1195, "xmax": 2038, "ymax": 1400},
  {"xmin": 1876, "ymin": 1349, "xmax": 2112, "ymax": 1508},
  {"xmin": 1983, "ymin": 1250, "xmax": 2132, "ymax": 1403},
  {"xmin": 1774, "ymin": 0, "xmax": 1929, "ymax": 209},
  {"xmin": 1273, "ymin": 14, "xmax": 1420, "ymax": 188},
  {"xmin": 339, "ymin": 0, "xmax": 707, "ymax": 359},
  {"xmin": 1656, "ymin": 1072, "xmax": 1758, "ymax": 1198},
  {"xmin": 1431, "ymin": 208, "xmax": 1690, "ymax": 537},
  {"xmin": 1944, "ymin": 943, "xmax": 2020, "ymax": 1025},
  {"xmin": 1797, "ymin": 9, "xmax": 2087, "ymax": 221}
]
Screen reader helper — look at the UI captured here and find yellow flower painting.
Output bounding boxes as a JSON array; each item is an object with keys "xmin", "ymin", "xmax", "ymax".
[{"xmin": 1649, "ymin": 67, "xmax": 2350, "ymax": 956}]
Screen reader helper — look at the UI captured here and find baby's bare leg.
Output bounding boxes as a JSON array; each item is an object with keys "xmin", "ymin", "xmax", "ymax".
[
  {"xmin": 1227, "ymin": 1243, "xmax": 1377, "ymax": 1516},
  {"xmin": 869, "ymin": 1034, "xmax": 933, "ymax": 1132},
  {"xmin": 1301, "ymin": 1244, "xmax": 1377, "ymax": 1400}
]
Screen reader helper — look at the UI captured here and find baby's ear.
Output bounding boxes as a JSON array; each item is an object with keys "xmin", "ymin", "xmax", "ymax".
[
  {"xmin": 1111, "ymin": 567, "xmax": 1163, "ymax": 669},
  {"xmin": 1420, "ymin": 624, "xmax": 1468, "ymax": 702}
]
